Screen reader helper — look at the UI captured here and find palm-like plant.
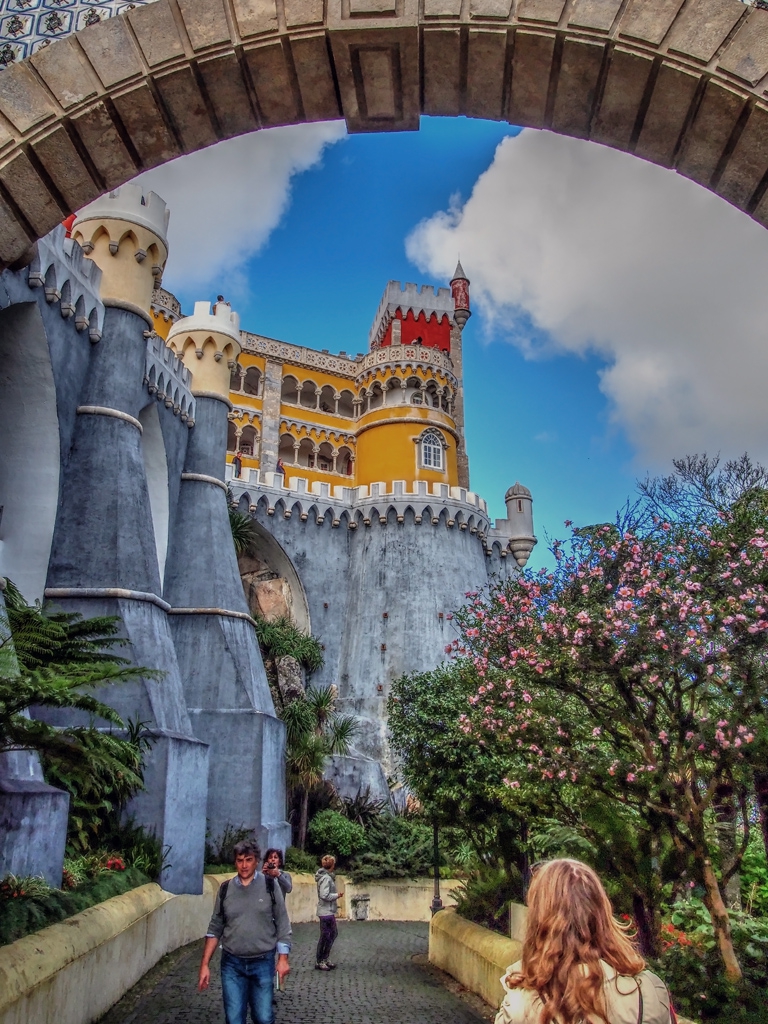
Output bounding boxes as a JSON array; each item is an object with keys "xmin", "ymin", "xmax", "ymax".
[
  {"xmin": 226, "ymin": 485, "xmax": 259, "ymax": 558},
  {"xmin": 280, "ymin": 685, "xmax": 357, "ymax": 849},
  {"xmin": 1, "ymin": 581, "xmax": 157, "ymax": 853}
]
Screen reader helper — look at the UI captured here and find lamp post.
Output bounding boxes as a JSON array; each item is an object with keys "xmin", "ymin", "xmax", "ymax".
[{"xmin": 430, "ymin": 818, "xmax": 443, "ymax": 916}]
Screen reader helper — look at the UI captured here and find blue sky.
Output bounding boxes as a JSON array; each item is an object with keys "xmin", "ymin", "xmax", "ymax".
[{"xmin": 140, "ymin": 117, "xmax": 768, "ymax": 569}]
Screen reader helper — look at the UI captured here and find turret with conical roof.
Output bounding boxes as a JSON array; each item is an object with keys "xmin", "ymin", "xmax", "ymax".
[{"xmin": 450, "ymin": 260, "xmax": 471, "ymax": 330}]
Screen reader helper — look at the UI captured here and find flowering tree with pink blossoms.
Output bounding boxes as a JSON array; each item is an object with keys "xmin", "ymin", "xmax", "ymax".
[{"xmin": 452, "ymin": 515, "xmax": 768, "ymax": 981}]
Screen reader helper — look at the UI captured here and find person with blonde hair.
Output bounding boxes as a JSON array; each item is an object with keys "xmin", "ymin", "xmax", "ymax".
[
  {"xmin": 315, "ymin": 854, "xmax": 343, "ymax": 971},
  {"xmin": 496, "ymin": 859, "xmax": 676, "ymax": 1024}
]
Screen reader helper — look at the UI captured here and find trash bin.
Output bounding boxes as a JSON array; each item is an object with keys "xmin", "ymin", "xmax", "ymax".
[{"xmin": 351, "ymin": 894, "xmax": 370, "ymax": 921}]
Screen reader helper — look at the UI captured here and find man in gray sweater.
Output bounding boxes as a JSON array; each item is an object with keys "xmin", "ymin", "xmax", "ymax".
[{"xmin": 198, "ymin": 839, "xmax": 292, "ymax": 1024}]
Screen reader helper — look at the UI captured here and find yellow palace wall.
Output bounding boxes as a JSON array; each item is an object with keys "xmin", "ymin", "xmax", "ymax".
[
  {"xmin": 354, "ymin": 409, "xmax": 458, "ymax": 489},
  {"xmin": 149, "ymin": 317, "xmax": 459, "ymax": 490}
]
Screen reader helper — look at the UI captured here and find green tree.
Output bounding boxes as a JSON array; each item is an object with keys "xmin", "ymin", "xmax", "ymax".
[
  {"xmin": 281, "ymin": 685, "xmax": 356, "ymax": 849},
  {"xmin": 388, "ymin": 660, "xmax": 680, "ymax": 954},
  {"xmin": 454, "ymin": 510, "xmax": 768, "ymax": 981},
  {"xmin": 388, "ymin": 662, "xmax": 530, "ymax": 874}
]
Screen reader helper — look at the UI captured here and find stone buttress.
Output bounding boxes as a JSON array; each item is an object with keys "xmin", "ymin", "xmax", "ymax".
[
  {"xmin": 43, "ymin": 187, "xmax": 209, "ymax": 894},
  {"xmin": 164, "ymin": 301, "xmax": 290, "ymax": 852}
]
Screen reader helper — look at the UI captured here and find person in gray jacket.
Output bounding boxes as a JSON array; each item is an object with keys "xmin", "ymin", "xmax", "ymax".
[
  {"xmin": 315, "ymin": 854, "xmax": 343, "ymax": 971},
  {"xmin": 198, "ymin": 839, "xmax": 292, "ymax": 1024}
]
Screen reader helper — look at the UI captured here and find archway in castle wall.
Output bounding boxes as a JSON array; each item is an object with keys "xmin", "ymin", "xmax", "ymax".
[{"xmin": 1, "ymin": 0, "xmax": 768, "ymax": 268}]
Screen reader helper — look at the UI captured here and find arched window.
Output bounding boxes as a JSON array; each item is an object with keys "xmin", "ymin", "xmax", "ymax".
[
  {"xmin": 281, "ymin": 375, "xmax": 299, "ymax": 404},
  {"xmin": 421, "ymin": 429, "xmax": 444, "ymax": 470},
  {"xmin": 240, "ymin": 424, "xmax": 259, "ymax": 457},
  {"xmin": 243, "ymin": 366, "xmax": 261, "ymax": 396},
  {"xmin": 227, "ymin": 420, "xmax": 238, "ymax": 451}
]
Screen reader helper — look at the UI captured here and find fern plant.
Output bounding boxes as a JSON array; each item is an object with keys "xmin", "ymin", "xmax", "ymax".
[
  {"xmin": 1, "ymin": 580, "xmax": 159, "ymax": 854},
  {"xmin": 254, "ymin": 616, "xmax": 324, "ymax": 673}
]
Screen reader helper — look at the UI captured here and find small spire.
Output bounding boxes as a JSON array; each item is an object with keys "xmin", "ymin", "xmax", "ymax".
[{"xmin": 451, "ymin": 260, "xmax": 468, "ymax": 282}]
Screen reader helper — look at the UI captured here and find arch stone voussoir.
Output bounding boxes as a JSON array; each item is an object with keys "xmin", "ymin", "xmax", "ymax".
[{"xmin": 3, "ymin": 0, "xmax": 768, "ymax": 264}]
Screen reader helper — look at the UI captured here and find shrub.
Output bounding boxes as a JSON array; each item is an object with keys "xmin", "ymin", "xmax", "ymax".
[
  {"xmin": 285, "ymin": 847, "xmax": 317, "ymax": 874},
  {"xmin": 104, "ymin": 820, "xmax": 166, "ymax": 880},
  {"xmin": 651, "ymin": 897, "xmax": 768, "ymax": 1021},
  {"xmin": 336, "ymin": 788, "xmax": 388, "ymax": 828},
  {"xmin": 742, "ymin": 834, "xmax": 768, "ymax": 918},
  {"xmin": 205, "ymin": 824, "xmax": 257, "ymax": 867},
  {"xmin": 0, "ymin": 866, "xmax": 150, "ymax": 946},
  {"xmin": 347, "ymin": 814, "xmax": 433, "ymax": 882},
  {"xmin": 307, "ymin": 809, "xmax": 366, "ymax": 858},
  {"xmin": 452, "ymin": 864, "xmax": 525, "ymax": 935}
]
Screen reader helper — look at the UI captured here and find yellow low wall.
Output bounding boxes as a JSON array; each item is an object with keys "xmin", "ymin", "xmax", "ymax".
[
  {"xmin": 286, "ymin": 873, "xmax": 460, "ymax": 923},
  {"xmin": 0, "ymin": 873, "xmax": 460, "ymax": 1024},
  {"xmin": 430, "ymin": 907, "xmax": 698, "ymax": 1024},
  {"xmin": 0, "ymin": 876, "xmax": 222, "ymax": 1024},
  {"xmin": 429, "ymin": 906, "xmax": 522, "ymax": 1010}
]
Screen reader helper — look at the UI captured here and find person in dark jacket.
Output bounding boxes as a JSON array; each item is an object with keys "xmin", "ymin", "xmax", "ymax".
[
  {"xmin": 198, "ymin": 839, "xmax": 291, "ymax": 1024},
  {"xmin": 314, "ymin": 854, "xmax": 343, "ymax": 971},
  {"xmin": 263, "ymin": 848, "xmax": 292, "ymax": 897}
]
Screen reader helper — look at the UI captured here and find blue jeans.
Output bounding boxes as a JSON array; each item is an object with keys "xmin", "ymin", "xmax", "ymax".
[{"xmin": 220, "ymin": 949, "xmax": 275, "ymax": 1024}]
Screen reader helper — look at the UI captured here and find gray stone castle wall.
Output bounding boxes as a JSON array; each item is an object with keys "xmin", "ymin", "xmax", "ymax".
[
  {"xmin": 232, "ymin": 476, "xmax": 519, "ymax": 793},
  {"xmin": 0, "ymin": 227, "xmax": 289, "ymax": 891}
]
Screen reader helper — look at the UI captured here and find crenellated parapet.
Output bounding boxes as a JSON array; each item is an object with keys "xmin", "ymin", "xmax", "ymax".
[
  {"xmin": 71, "ymin": 185, "xmax": 169, "ymax": 316},
  {"xmin": 26, "ymin": 223, "xmax": 104, "ymax": 342},
  {"xmin": 369, "ymin": 282, "xmax": 455, "ymax": 350},
  {"xmin": 229, "ymin": 471, "xmax": 492, "ymax": 535},
  {"xmin": 167, "ymin": 300, "xmax": 241, "ymax": 400},
  {"xmin": 144, "ymin": 332, "xmax": 196, "ymax": 426}
]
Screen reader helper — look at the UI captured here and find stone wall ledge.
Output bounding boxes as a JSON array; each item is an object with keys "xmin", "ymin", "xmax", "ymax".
[
  {"xmin": 0, "ymin": 875, "xmax": 222, "ymax": 1024},
  {"xmin": 0, "ymin": 873, "xmax": 459, "ymax": 1024},
  {"xmin": 428, "ymin": 906, "xmax": 697, "ymax": 1024}
]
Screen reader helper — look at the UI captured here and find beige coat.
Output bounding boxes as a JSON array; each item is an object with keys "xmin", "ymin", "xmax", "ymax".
[{"xmin": 495, "ymin": 960, "xmax": 672, "ymax": 1024}]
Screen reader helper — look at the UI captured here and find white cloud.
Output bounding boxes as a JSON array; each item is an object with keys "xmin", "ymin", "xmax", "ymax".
[
  {"xmin": 135, "ymin": 121, "xmax": 346, "ymax": 292},
  {"xmin": 406, "ymin": 129, "xmax": 768, "ymax": 467}
]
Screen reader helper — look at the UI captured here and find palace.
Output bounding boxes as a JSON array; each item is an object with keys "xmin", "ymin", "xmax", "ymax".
[
  {"xmin": 0, "ymin": 183, "xmax": 536, "ymax": 892},
  {"xmin": 149, "ymin": 274, "xmax": 473, "ymax": 495}
]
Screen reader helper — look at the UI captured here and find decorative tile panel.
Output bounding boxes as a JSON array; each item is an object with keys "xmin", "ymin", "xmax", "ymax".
[{"xmin": 0, "ymin": 0, "xmax": 157, "ymax": 68}]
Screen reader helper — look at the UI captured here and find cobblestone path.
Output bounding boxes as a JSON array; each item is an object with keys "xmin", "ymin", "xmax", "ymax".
[{"xmin": 98, "ymin": 921, "xmax": 489, "ymax": 1024}]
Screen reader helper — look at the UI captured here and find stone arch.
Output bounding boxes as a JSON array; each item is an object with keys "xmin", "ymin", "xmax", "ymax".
[
  {"xmin": 337, "ymin": 444, "xmax": 353, "ymax": 476},
  {"xmin": 337, "ymin": 389, "xmax": 355, "ymax": 417},
  {"xmin": 4, "ymin": 0, "xmax": 768, "ymax": 278},
  {"xmin": 318, "ymin": 384, "xmax": 336, "ymax": 413},
  {"xmin": 5, "ymin": 0, "xmax": 768, "ymax": 269},
  {"xmin": 300, "ymin": 378, "xmax": 319, "ymax": 410},
  {"xmin": 297, "ymin": 436, "xmax": 315, "ymax": 467},
  {"xmin": 239, "ymin": 517, "xmax": 310, "ymax": 634},
  {"xmin": 239, "ymin": 422, "xmax": 259, "ymax": 456},
  {"xmin": 278, "ymin": 431, "xmax": 296, "ymax": 464}
]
